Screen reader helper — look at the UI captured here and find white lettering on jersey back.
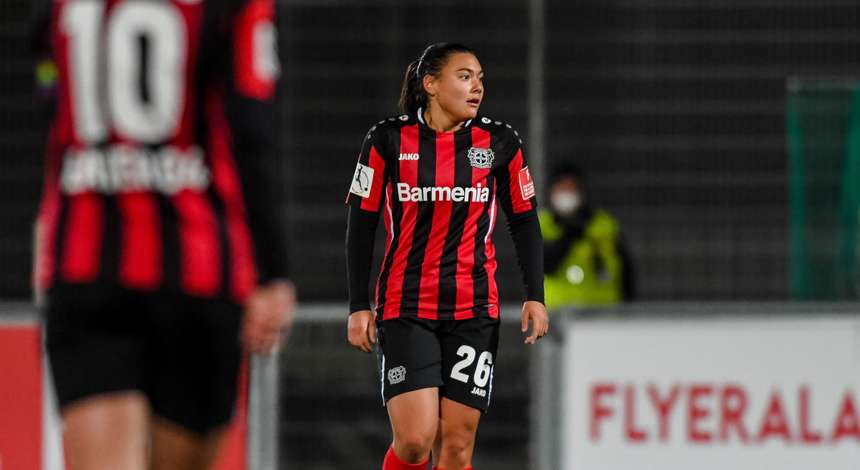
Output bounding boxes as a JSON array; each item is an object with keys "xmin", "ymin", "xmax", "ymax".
[
  {"xmin": 398, "ymin": 153, "xmax": 420, "ymax": 161},
  {"xmin": 60, "ymin": 144, "xmax": 209, "ymax": 195},
  {"xmin": 396, "ymin": 183, "xmax": 489, "ymax": 203}
]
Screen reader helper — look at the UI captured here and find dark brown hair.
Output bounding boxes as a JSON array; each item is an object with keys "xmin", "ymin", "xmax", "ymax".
[{"xmin": 398, "ymin": 42, "xmax": 476, "ymax": 115}]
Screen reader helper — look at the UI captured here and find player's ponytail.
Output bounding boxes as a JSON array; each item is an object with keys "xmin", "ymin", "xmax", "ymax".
[
  {"xmin": 399, "ymin": 59, "xmax": 424, "ymax": 115},
  {"xmin": 398, "ymin": 42, "xmax": 476, "ymax": 115}
]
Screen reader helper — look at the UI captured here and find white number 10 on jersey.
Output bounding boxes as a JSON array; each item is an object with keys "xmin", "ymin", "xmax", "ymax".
[{"xmin": 61, "ymin": 0, "xmax": 187, "ymax": 144}]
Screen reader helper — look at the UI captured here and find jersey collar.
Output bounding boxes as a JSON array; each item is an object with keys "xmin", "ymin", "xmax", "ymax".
[{"xmin": 416, "ymin": 108, "xmax": 473, "ymax": 129}]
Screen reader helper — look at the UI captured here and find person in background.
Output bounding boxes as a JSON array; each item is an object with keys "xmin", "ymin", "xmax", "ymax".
[{"xmin": 539, "ymin": 165, "xmax": 635, "ymax": 311}]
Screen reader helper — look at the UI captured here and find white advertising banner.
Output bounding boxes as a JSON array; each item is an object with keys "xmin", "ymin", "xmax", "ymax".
[{"xmin": 561, "ymin": 316, "xmax": 860, "ymax": 470}]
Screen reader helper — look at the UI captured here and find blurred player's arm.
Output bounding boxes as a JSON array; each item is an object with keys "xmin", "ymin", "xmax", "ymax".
[
  {"xmin": 30, "ymin": 0, "xmax": 56, "ymax": 306},
  {"xmin": 226, "ymin": 0, "xmax": 288, "ymax": 284},
  {"xmin": 225, "ymin": 0, "xmax": 294, "ymax": 354}
]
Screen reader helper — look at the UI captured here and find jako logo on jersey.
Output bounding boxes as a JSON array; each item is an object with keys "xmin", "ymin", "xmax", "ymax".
[
  {"xmin": 397, "ymin": 183, "xmax": 490, "ymax": 203},
  {"xmin": 470, "ymin": 386, "xmax": 487, "ymax": 397},
  {"xmin": 398, "ymin": 153, "xmax": 420, "ymax": 161},
  {"xmin": 388, "ymin": 366, "xmax": 407, "ymax": 385},
  {"xmin": 467, "ymin": 147, "xmax": 495, "ymax": 169}
]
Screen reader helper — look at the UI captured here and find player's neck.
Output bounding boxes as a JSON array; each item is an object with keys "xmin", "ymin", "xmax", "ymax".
[{"xmin": 423, "ymin": 106, "xmax": 464, "ymax": 133}]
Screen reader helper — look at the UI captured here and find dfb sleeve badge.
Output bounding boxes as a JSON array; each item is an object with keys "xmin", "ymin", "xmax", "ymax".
[
  {"xmin": 518, "ymin": 166, "xmax": 535, "ymax": 200},
  {"xmin": 350, "ymin": 162, "xmax": 374, "ymax": 199}
]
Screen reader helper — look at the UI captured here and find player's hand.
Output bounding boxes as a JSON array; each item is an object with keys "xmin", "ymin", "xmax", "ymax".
[
  {"xmin": 242, "ymin": 279, "xmax": 296, "ymax": 355},
  {"xmin": 347, "ymin": 310, "xmax": 377, "ymax": 353},
  {"xmin": 522, "ymin": 300, "xmax": 549, "ymax": 345}
]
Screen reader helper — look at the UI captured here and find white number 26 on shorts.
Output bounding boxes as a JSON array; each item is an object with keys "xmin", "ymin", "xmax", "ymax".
[{"xmin": 450, "ymin": 345, "xmax": 493, "ymax": 387}]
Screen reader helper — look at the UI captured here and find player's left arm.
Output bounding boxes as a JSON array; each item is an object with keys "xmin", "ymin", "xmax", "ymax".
[
  {"xmin": 226, "ymin": 0, "xmax": 295, "ymax": 354},
  {"xmin": 226, "ymin": 0, "xmax": 288, "ymax": 284},
  {"xmin": 494, "ymin": 128, "xmax": 548, "ymax": 344}
]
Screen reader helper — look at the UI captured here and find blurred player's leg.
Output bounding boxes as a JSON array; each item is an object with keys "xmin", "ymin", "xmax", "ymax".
[
  {"xmin": 433, "ymin": 398, "xmax": 481, "ymax": 470},
  {"xmin": 62, "ymin": 392, "xmax": 149, "ymax": 470},
  {"xmin": 150, "ymin": 418, "xmax": 226, "ymax": 470},
  {"xmin": 384, "ymin": 387, "xmax": 439, "ymax": 468}
]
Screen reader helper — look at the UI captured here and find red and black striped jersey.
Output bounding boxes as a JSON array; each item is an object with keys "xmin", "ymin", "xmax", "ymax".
[
  {"xmin": 33, "ymin": 0, "xmax": 287, "ymax": 303},
  {"xmin": 346, "ymin": 110, "xmax": 539, "ymax": 320}
]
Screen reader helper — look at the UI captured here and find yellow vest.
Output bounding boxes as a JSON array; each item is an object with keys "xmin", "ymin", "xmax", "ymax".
[{"xmin": 539, "ymin": 208, "xmax": 624, "ymax": 311}]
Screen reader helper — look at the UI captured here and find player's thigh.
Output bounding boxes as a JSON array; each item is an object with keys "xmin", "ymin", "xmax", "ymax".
[
  {"xmin": 377, "ymin": 317, "xmax": 444, "ymax": 406},
  {"xmin": 150, "ymin": 417, "xmax": 228, "ymax": 470},
  {"xmin": 44, "ymin": 286, "xmax": 148, "ymax": 411},
  {"xmin": 387, "ymin": 387, "xmax": 440, "ymax": 446},
  {"xmin": 146, "ymin": 294, "xmax": 243, "ymax": 437},
  {"xmin": 62, "ymin": 391, "xmax": 150, "ymax": 470},
  {"xmin": 439, "ymin": 316, "xmax": 500, "ymax": 412},
  {"xmin": 438, "ymin": 397, "xmax": 481, "ymax": 443},
  {"xmin": 440, "ymin": 397, "xmax": 481, "ymax": 431}
]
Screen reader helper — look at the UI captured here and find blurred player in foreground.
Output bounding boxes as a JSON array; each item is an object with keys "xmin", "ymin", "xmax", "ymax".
[
  {"xmin": 345, "ymin": 42, "xmax": 548, "ymax": 470},
  {"xmin": 31, "ymin": 0, "xmax": 294, "ymax": 468}
]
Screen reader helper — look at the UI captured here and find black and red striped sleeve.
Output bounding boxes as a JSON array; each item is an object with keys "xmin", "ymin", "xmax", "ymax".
[
  {"xmin": 224, "ymin": 0, "xmax": 289, "ymax": 283},
  {"xmin": 345, "ymin": 125, "xmax": 389, "ymax": 313},
  {"xmin": 494, "ymin": 127, "xmax": 545, "ymax": 303},
  {"xmin": 496, "ymin": 128, "xmax": 537, "ymax": 216},
  {"xmin": 345, "ymin": 126, "xmax": 389, "ymax": 213}
]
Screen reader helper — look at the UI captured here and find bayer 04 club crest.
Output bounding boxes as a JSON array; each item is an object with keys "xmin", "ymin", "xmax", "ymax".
[{"xmin": 467, "ymin": 147, "xmax": 495, "ymax": 169}]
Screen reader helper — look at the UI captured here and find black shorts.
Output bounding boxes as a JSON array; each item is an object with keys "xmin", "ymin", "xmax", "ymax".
[
  {"xmin": 376, "ymin": 316, "xmax": 500, "ymax": 413},
  {"xmin": 44, "ymin": 285, "xmax": 242, "ymax": 435}
]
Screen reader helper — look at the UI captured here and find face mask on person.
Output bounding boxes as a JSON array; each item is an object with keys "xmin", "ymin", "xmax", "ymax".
[{"xmin": 551, "ymin": 191, "xmax": 581, "ymax": 217}]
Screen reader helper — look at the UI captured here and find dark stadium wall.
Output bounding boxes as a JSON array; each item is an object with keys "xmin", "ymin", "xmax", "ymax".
[
  {"xmin": 0, "ymin": 1, "xmax": 50, "ymax": 299},
  {"xmin": 282, "ymin": 0, "xmax": 531, "ymax": 302},
  {"xmin": 1, "ymin": 0, "xmax": 858, "ymax": 301},
  {"xmin": 546, "ymin": 0, "xmax": 859, "ymax": 299}
]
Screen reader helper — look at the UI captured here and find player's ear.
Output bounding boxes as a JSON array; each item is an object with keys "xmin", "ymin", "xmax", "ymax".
[{"xmin": 422, "ymin": 74, "xmax": 437, "ymax": 98}]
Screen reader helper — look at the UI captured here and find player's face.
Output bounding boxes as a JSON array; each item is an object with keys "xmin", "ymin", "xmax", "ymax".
[{"xmin": 426, "ymin": 53, "xmax": 484, "ymax": 122}]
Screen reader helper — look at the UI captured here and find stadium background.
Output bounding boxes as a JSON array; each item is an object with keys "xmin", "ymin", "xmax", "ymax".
[{"xmin": 1, "ymin": 0, "xmax": 859, "ymax": 469}]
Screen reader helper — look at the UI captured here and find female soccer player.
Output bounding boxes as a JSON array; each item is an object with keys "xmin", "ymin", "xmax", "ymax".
[
  {"xmin": 345, "ymin": 43, "xmax": 548, "ymax": 470},
  {"xmin": 33, "ymin": 1, "xmax": 294, "ymax": 468}
]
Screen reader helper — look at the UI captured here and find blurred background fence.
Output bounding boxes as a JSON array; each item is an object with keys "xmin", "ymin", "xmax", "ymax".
[
  {"xmin": 3, "ymin": 1, "xmax": 860, "ymax": 469},
  {"xmin": 3, "ymin": 0, "xmax": 860, "ymax": 303}
]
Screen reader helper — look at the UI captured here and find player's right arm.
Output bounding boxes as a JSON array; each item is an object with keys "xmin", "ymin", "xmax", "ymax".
[{"xmin": 345, "ymin": 125, "xmax": 389, "ymax": 353}]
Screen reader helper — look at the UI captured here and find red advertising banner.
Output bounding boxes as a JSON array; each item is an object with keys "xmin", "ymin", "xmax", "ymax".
[
  {"xmin": 0, "ymin": 327, "xmax": 42, "ymax": 470},
  {"xmin": 562, "ymin": 317, "xmax": 860, "ymax": 470},
  {"xmin": 0, "ymin": 324, "xmax": 247, "ymax": 470}
]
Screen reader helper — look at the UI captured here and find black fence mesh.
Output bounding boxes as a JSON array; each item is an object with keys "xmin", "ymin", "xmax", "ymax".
[{"xmin": 2, "ymin": 0, "xmax": 859, "ymax": 301}]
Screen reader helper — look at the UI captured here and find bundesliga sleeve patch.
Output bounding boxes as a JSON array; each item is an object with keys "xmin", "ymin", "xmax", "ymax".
[
  {"xmin": 518, "ymin": 166, "xmax": 535, "ymax": 200},
  {"xmin": 350, "ymin": 162, "xmax": 375, "ymax": 198}
]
